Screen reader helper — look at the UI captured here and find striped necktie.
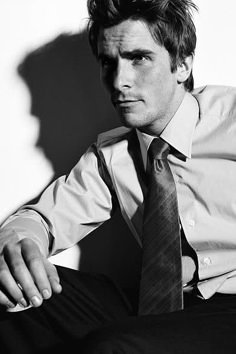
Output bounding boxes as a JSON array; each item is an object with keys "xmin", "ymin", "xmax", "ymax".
[{"xmin": 138, "ymin": 137, "xmax": 183, "ymax": 315}]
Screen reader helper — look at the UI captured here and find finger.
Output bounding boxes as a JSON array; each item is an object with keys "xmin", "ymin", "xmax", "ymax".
[
  {"xmin": 0, "ymin": 289, "xmax": 16, "ymax": 310},
  {"xmin": 13, "ymin": 263, "xmax": 43, "ymax": 307},
  {"xmin": 43, "ymin": 260, "xmax": 62, "ymax": 294},
  {"xmin": 0, "ymin": 261, "xmax": 28, "ymax": 308},
  {"xmin": 4, "ymin": 242, "xmax": 43, "ymax": 307},
  {"xmin": 21, "ymin": 239, "xmax": 52, "ymax": 300}
]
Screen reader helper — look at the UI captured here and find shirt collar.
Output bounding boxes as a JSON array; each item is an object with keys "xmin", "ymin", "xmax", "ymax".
[{"xmin": 136, "ymin": 92, "xmax": 199, "ymax": 169}]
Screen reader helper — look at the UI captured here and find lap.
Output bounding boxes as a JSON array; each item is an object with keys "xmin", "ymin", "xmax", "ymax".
[
  {"xmin": 81, "ymin": 293, "xmax": 236, "ymax": 354},
  {"xmin": 0, "ymin": 266, "xmax": 132, "ymax": 354},
  {"xmin": 2, "ymin": 265, "xmax": 236, "ymax": 354}
]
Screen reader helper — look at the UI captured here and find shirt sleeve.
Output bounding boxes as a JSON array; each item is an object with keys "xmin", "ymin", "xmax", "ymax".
[
  {"xmin": 197, "ymin": 249, "xmax": 236, "ymax": 280},
  {"xmin": 0, "ymin": 144, "xmax": 116, "ymax": 256},
  {"xmin": 195, "ymin": 249, "xmax": 236, "ymax": 298}
]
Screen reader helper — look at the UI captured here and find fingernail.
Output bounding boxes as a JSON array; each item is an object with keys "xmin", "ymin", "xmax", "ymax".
[
  {"xmin": 19, "ymin": 298, "xmax": 28, "ymax": 308},
  {"xmin": 54, "ymin": 283, "xmax": 62, "ymax": 293},
  {"xmin": 42, "ymin": 289, "xmax": 50, "ymax": 299},
  {"xmin": 30, "ymin": 295, "xmax": 42, "ymax": 307}
]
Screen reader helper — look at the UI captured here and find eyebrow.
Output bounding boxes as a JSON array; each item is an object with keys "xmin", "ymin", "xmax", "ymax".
[
  {"xmin": 122, "ymin": 49, "xmax": 154, "ymax": 58},
  {"xmin": 98, "ymin": 48, "xmax": 154, "ymax": 61}
]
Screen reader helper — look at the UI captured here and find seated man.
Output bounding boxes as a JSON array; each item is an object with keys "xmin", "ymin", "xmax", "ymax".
[{"xmin": 0, "ymin": 0, "xmax": 236, "ymax": 353}]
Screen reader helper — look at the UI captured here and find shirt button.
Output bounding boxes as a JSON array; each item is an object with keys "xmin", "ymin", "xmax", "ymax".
[
  {"xmin": 188, "ymin": 219, "xmax": 195, "ymax": 227},
  {"xmin": 201, "ymin": 257, "xmax": 212, "ymax": 266}
]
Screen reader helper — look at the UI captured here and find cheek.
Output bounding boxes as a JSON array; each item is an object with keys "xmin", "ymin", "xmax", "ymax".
[
  {"xmin": 142, "ymin": 72, "xmax": 175, "ymax": 112},
  {"xmin": 147, "ymin": 68, "xmax": 176, "ymax": 97},
  {"xmin": 139, "ymin": 64, "xmax": 165, "ymax": 86},
  {"xmin": 140, "ymin": 73, "xmax": 164, "ymax": 99}
]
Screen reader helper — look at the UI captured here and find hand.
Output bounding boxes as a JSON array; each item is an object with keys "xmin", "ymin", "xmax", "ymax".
[
  {"xmin": 182, "ymin": 256, "xmax": 196, "ymax": 286},
  {"xmin": 0, "ymin": 234, "xmax": 62, "ymax": 310}
]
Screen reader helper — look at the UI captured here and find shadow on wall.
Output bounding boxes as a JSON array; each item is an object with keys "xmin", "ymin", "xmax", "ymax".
[
  {"xmin": 18, "ymin": 30, "xmax": 141, "ymax": 302},
  {"xmin": 18, "ymin": 30, "xmax": 116, "ymax": 178}
]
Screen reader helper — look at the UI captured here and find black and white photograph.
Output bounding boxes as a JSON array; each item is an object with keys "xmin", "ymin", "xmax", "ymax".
[{"xmin": 0, "ymin": 1, "xmax": 236, "ymax": 353}]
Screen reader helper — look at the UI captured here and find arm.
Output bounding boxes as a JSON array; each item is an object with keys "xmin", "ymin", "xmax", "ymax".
[{"xmin": 0, "ymin": 144, "xmax": 115, "ymax": 309}]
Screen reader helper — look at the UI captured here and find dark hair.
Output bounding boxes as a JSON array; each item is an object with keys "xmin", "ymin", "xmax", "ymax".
[{"xmin": 87, "ymin": 0, "xmax": 198, "ymax": 91}]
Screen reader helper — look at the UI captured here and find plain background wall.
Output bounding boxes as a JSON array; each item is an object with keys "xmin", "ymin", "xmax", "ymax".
[{"xmin": 1, "ymin": 0, "xmax": 236, "ymax": 294}]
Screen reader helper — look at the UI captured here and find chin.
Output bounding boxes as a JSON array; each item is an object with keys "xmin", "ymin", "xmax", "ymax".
[{"xmin": 119, "ymin": 114, "xmax": 144, "ymax": 129}]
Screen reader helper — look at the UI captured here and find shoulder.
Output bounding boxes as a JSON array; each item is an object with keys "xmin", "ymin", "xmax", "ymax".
[
  {"xmin": 192, "ymin": 85, "xmax": 236, "ymax": 117},
  {"xmin": 96, "ymin": 126, "xmax": 134, "ymax": 149}
]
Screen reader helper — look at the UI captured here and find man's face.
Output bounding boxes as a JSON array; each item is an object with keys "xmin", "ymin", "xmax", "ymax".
[{"xmin": 97, "ymin": 19, "xmax": 186, "ymax": 136}]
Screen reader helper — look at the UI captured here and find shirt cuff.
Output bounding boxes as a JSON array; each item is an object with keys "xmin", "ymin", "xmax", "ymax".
[
  {"xmin": 1, "ymin": 215, "xmax": 49, "ymax": 256},
  {"xmin": 196, "ymin": 249, "xmax": 236, "ymax": 281}
]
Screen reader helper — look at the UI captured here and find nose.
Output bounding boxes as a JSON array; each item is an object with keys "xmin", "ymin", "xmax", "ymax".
[{"xmin": 112, "ymin": 60, "xmax": 132, "ymax": 91}]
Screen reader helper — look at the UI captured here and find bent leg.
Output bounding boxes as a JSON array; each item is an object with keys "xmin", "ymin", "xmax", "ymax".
[
  {"xmin": 0, "ymin": 266, "xmax": 132, "ymax": 354},
  {"xmin": 81, "ymin": 294, "xmax": 236, "ymax": 354}
]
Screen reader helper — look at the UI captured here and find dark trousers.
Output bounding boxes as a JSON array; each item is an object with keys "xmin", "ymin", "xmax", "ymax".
[{"xmin": 1, "ymin": 266, "xmax": 236, "ymax": 354}]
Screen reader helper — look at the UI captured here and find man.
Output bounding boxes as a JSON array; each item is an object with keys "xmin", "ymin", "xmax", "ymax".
[{"xmin": 1, "ymin": 0, "xmax": 236, "ymax": 353}]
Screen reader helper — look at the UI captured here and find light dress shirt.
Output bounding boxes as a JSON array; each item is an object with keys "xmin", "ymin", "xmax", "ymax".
[{"xmin": 2, "ymin": 85, "xmax": 236, "ymax": 300}]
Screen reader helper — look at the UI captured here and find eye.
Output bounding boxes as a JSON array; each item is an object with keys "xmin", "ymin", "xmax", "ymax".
[
  {"xmin": 131, "ymin": 54, "xmax": 149, "ymax": 65},
  {"xmin": 99, "ymin": 56, "xmax": 115, "ymax": 71}
]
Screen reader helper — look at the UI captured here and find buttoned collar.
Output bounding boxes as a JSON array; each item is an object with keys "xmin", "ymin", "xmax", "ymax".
[{"xmin": 136, "ymin": 92, "xmax": 199, "ymax": 169}]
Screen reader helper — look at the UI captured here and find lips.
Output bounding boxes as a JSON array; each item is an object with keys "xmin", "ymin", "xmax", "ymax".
[
  {"xmin": 112, "ymin": 97, "xmax": 141, "ymax": 105},
  {"xmin": 116, "ymin": 100, "xmax": 138, "ymax": 105},
  {"xmin": 111, "ymin": 93, "xmax": 139, "ymax": 104}
]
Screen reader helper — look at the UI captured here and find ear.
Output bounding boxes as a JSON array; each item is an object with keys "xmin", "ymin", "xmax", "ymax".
[{"xmin": 176, "ymin": 55, "xmax": 194, "ymax": 84}]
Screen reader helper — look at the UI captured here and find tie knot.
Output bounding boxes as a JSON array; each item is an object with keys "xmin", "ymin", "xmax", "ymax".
[{"xmin": 148, "ymin": 138, "xmax": 170, "ymax": 160}]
